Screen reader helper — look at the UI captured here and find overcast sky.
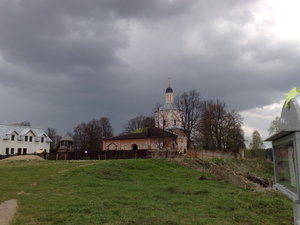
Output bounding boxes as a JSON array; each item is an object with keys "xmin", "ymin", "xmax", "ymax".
[{"xmin": 0, "ymin": 0, "xmax": 299, "ymax": 142}]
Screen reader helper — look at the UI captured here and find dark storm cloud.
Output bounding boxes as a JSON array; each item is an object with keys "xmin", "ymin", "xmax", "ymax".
[
  {"xmin": 0, "ymin": 0, "xmax": 299, "ymax": 135},
  {"xmin": 0, "ymin": 1, "xmax": 127, "ymax": 74}
]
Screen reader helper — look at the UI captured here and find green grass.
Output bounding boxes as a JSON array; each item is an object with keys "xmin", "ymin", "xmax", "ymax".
[{"xmin": 0, "ymin": 159, "xmax": 293, "ymax": 225}]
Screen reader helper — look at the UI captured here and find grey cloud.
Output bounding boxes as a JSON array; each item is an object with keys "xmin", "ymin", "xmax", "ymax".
[
  {"xmin": 0, "ymin": 2, "xmax": 127, "ymax": 75},
  {"xmin": 0, "ymin": 0, "xmax": 299, "ymax": 135}
]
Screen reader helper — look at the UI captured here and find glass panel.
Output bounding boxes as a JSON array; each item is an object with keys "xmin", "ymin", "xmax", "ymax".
[{"xmin": 275, "ymin": 142, "xmax": 297, "ymax": 193}]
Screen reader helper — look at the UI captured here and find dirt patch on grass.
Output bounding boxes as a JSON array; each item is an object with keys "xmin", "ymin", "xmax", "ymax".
[
  {"xmin": 177, "ymin": 158, "xmax": 273, "ymax": 190},
  {"xmin": 0, "ymin": 199, "xmax": 18, "ymax": 225},
  {"xmin": 56, "ymin": 163, "xmax": 98, "ymax": 175},
  {"xmin": 2, "ymin": 155, "xmax": 44, "ymax": 161},
  {"xmin": 17, "ymin": 191, "xmax": 31, "ymax": 196}
]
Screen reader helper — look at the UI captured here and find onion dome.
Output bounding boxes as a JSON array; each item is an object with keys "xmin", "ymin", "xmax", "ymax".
[{"xmin": 166, "ymin": 86, "xmax": 173, "ymax": 93}]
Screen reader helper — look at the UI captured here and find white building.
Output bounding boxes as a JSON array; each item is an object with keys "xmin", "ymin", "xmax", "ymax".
[
  {"xmin": 155, "ymin": 85, "xmax": 183, "ymax": 130},
  {"xmin": 154, "ymin": 84, "xmax": 188, "ymax": 153},
  {"xmin": 0, "ymin": 125, "xmax": 52, "ymax": 156}
]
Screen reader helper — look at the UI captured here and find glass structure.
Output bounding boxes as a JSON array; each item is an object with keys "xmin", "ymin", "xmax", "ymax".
[{"xmin": 275, "ymin": 141, "xmax": 297, "ymax": 193}]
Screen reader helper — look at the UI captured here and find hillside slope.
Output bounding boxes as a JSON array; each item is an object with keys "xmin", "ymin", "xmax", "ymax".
[
  {"xmin": 178, "ymin": 158, "xmax": 275, "ymax": 190},
  {"xmin": 0, "ymin": 159, "xmax": 292, "ymax": 225}
]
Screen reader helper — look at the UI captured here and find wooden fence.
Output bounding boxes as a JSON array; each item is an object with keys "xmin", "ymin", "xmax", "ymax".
[{"xmin": 45, "ymin": 150, "xmax": 181, "ymax": 160}]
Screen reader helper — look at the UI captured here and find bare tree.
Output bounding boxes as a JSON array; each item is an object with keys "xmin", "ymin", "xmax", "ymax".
[
  {"xmin": 73, "ymin": 123, "xmax": 87, "ymax": 151},
  {"xmin": 175, "ymin": 90, "xmax": 203, "ymax": 147},
  {"xmin": 11, "ymin": 121, "xmax": 31, "ymax": 126},
  {"xmin": 46, "ymin": 128, "xmax": 61, "ymax": 151},
  {"xmin": 198, "ymin": 100, "xmax": 245, "ymax": 155},
  {"xmin": 123, "ymin": 115, "xmax": 155, "ymax": 134},
  {"xmin": 222, "ymin": 111, "xmax": 245, "ymax": 157},
  {"xmin": 100, "ymin": 117, "xmax": 113, "ymax": 138},
  {"xmin": 85, "ymin": 119, "xmax": 103, "ymax": 151},
  {"xmin": 201, "ymin": 100, "xmax": 227, "ymax": 150},
  {"xmin": 73, "ymin": 117, "xmax": 114, "ymax": 151}
]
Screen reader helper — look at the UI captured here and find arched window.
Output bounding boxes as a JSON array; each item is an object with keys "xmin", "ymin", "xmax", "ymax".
[
  {"xmin": 132, "ymin": 144, "xmax": 138, "ymax": 150},
  {"xmin": 107, "ymin": 143, "xmax": 117, "ymax": 150}
]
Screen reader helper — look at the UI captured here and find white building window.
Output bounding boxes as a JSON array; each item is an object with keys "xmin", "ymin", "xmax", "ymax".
[
  {"xmin": 11, "ymin": 148, "xmax": 14, "ymax": 154},
  {"xmin": 11, "ymin": 135, "xmax": 15, "ymax": 141},
  {"xmin": 41, "ymin": 137, "xmax": 44, "ymax": 143},
  {"xmin": 25, "ymin": 136, "xmax": 28, "ymax": 142}
]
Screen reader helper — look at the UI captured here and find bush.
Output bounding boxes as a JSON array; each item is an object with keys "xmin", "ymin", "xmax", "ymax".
[{"xmin": 245, "ymin": 149, "xmax": 269, "ymax": 159}]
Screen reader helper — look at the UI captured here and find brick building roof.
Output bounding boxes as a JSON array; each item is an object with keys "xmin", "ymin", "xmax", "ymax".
[{"xmin": 105, "ymin": 127, "xmax": 177, "ymax": 141}]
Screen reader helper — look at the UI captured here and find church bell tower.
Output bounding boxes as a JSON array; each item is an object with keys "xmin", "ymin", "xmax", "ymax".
[
  {"xmin": 155, "ymin": 78, "xmax": 183, "ymax": 130},
  {"xmin": 165, "ymin": 78, "xmax": 174, "ymax": 104}
]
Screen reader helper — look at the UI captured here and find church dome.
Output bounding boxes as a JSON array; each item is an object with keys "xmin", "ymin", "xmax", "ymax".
[{"xmin": 166, "ymin": 86, "xmax": 173, "ymax": 93}]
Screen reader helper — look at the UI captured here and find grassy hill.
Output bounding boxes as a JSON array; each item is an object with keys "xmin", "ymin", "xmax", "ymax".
[{"xmin": 0, "ymin": 158, "xmax": 292, "ymax": 225}]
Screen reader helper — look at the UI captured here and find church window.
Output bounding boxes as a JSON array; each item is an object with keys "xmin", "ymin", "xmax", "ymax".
[
  {"xmin": 163, "ymin": 120, "xmax": 166, "ymax": 126},
  {"xmin": 132, "ymin": 144, "xmax": 138, "ymax": 150},
  {"xmin": 174, "ymin": 120, "xmax": 176, "ymax": 126},
  {"xmin": 11, "ymin": 135, "xmax": 15, "ymax": 141}
]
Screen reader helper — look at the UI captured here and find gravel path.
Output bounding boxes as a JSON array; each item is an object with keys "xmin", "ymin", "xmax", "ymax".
[{"xmin": 0, "ymin": 199, "xmax": 18, "ymax": 225}]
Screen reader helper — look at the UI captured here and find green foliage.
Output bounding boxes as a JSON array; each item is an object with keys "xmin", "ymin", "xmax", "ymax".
[
  {"xmin": 245, "ymin": 148, "xmax": 269, "ymax": 159},
  {"xmin": 268, "ymin": 116, "xmax": 281, "ymax": 135},
  {"xmin": 250, "ymin": 130, "xmax": 264, "ymax": 150},
  {"xmin": 133, "ymin": 127, "xmax": 147, "ymax": 133},
  {"xmin": 0, "ymin": 159, "xmax": 292, "ymax": 225},
  {"xmin": 124, "ymin": 115, "xmax": 155, "ymax": 134}
]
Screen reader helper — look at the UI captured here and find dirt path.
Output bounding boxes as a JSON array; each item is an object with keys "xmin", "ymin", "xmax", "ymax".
[{"xmin": 0, "ymin": 199, "xmax": 18, "ymax": 225}]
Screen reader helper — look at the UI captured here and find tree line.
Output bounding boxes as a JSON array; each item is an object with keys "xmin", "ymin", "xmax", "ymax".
[
  {"xmin": 25, "ymin": 91, "xmax": 282, "ymax": 157},
  {"xmin": 45, "ymin": 89, "xmax": 284, "ymax": 155},
  {"xmin": 246, "ymin": 116, "xmax": 280, "ymax": 158},
  {"xmin": 46, "ymin": 117, "xmax": 113, "ymax": 152},
  {"xmin": 122, "ymin": 90, "xmax": 245, "ymax": 156}
]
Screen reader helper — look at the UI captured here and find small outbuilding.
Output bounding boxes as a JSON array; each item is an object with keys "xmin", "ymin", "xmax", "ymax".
[
  {"xmin": 266, "ymin": 97, "xmax": 300, "ymax": 224},
  {"xmin": 57, "ymin": 135, "xmax": 75, "ymax": 152}
]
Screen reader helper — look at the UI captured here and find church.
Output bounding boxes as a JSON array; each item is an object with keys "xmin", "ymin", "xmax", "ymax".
[
  {"xmin": 102, "ymin": 83, "xmax": 187, "ymax": 153},
  {"xmin": 155, "ymin": 85, "xmax": 182, "ymax": 129}
]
